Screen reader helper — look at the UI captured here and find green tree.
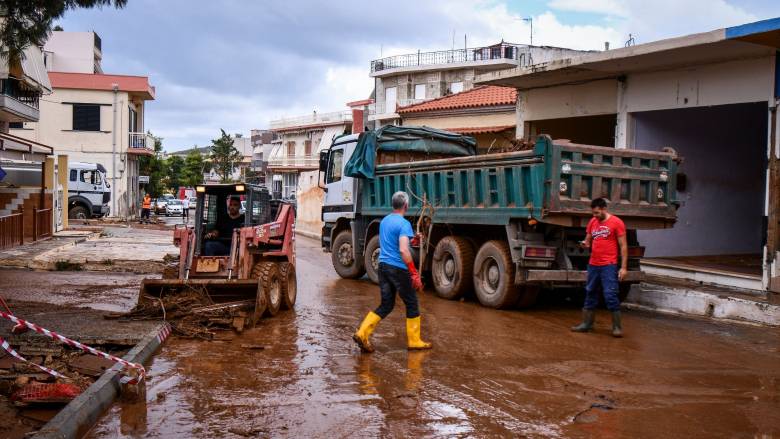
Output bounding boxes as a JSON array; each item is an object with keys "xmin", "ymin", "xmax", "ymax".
[
  {"xmin": 210, "ymin": 129, "xmax": 242, "ymax": 183},
  {"xmin": 138, "ymin": 133, "xmax": 165, "ymax": 196},
  {"xmin": 0, "ymin": 1, "xmax": 127, "ymax": 65},
  {"xmin": 182, "ymin": 149, "xmax": 206, "ymax": 187},
  {"xmin": 166, "ymin": 155, "xmax": 185, "ymax": 191}
]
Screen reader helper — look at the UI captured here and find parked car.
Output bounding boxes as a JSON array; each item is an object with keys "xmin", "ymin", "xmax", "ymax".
[
  {"xmin": 154, "ymin": 198, "xmax": 168, "ymax": 214},
  {"xmin": 187, "ymin": 196, "xmax": 197, "ymax": 209},
  {"xmin": 165, "ymin": 199, "xmax": 184, "ymax": 216}
]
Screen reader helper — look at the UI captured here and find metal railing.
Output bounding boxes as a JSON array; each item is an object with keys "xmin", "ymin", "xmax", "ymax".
[
  {"xmin": 0, "ymin": 78, "xmax": 41, "ymax": 109},
  {"xmin": 371, "ymin": 43, "xmax": 530, "ymax": 73},
  {"xmin": 33, "ymin": 208, "xmax": 51, "ymax": 241},
  {"xmin": 0, "ymin": 212, "xmax": 23, "ymax": 250},
  {"xmin": 266, "ymin": 156, "xmax": 319, "ymax": 169},
  {"xmin": 129, "ymin": 132, "xmax": 154, "ymax": 151},
  {"xmin": 269, "ymin": 110, "xmax": 352, "ymax": 130}
]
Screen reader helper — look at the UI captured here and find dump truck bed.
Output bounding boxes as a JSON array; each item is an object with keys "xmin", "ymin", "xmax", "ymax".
[{"xmin": 358, "ymin": 136, "xmax": 679, "ymax": 229}]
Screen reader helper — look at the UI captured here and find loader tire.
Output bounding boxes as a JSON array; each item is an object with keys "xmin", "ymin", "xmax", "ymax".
[
  {"xmin": 253, "ymin": 262, "xmax": 282, "ymax": 317},
  {"xmin": 473, "ymin": 240, "xmax": 520, "ymax": 309},
  {"xmin": 280, "ymin": 262, "xmax": 297, "ymax": 310},
  {"xmin": 250, "ymin": 263, "xmax": 268, "ymax": 327},
  {"xmin": 432, "ymin": 236, "xmax": 474, "ymax": 300},
  {"xmin": 364, "ymin": 235, "xmax": 380, "ymax": 285},
  {"xmin": 332, "ymin": 231, "xmax": 365, "ymax": 279}
]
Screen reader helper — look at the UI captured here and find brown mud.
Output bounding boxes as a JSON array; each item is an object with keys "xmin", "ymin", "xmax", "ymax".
[{"xmin": 82, "ymin": 237, "xmax": 780, "ymax": 438}]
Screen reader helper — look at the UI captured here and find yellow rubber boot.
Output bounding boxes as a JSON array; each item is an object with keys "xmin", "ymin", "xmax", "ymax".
[
  {"xmin": 353, "ymin": 311, "xmax": 381, "ymax": 353},
  {"xmin": 406, "ymin": 316, "xmax": 432, "ymax": 350}
]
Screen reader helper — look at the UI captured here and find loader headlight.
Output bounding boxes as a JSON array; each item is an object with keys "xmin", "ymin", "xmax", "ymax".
[
  {"xmin": 196, "ymin": 186, "xmax": 205, "ymax": 193},
  {"xmin": 235, "ymin": 185, "xmax": 245, "ymax": 192}
]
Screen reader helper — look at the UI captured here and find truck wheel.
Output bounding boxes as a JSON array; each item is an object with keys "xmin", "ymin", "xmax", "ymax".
[
  {"xmin": 432, "ymin": 236, "xmax": 474, "ymax": 300},
  {"xmin": 69, "ymin": 205, "xmax": 89, "ymax": 219},
  {"xmin": 364, "ymin": 235, "xmax": 380, "ymax": 284},
  {"xmin": 331, "ymin": 231, "xmax": 365, "ymax": 279},
  {"xmin": 473, "ymin": 240, "xmax": 519, "ymax": 309},
  {"xmin": 253, "ymin": 261, "xmax": 282, "ymax": 317},
  {"xmin": 516, "ymin": 285, "xmax": 540, "ymax": 308},
  {"xmin": 280, "ymin": 262, "xmax": 297, "ymax": 310}
]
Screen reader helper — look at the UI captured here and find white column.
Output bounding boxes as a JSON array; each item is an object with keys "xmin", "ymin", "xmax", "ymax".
[
  {"xmin": 515, "ymin": 90, "xmax": 528, "ymax": 140},
  {"xmin": 615, "ymin": 78, "xmax": 631, "ymax": 149}
]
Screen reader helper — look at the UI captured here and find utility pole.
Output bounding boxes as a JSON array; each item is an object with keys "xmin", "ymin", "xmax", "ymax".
[
  {"xmin": 111, "ymin": 83, "xmax": 118, "ymax": 218},
  {"xmin": 523, "ymin": 17, "xmax": 533, "ymax": 46}
]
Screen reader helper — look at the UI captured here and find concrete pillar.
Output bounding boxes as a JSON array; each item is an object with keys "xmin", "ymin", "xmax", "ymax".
[
  {"xmin": 615, "ymin": 78, "xmax": 632, "ymax": 149},
  {"xmin": 58, "ymin": 154, "xmax": 69, "ymax": 230},
  {"xmin": 515, "ymin": 90, "xmax": 528, "ymax": 140},
  {"xmin": 44, "ymin": 157, "xmax": 56, "ymax": 190},
  {"xmin": 351, "ymin": 108, "xmax": 365, "ymax": 134}
]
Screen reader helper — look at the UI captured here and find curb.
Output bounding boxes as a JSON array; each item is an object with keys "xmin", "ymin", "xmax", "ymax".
[
  {"xmin": 625, "ymin": 283, "xmax": 780, "ymax": 327},
  {"xmin": 33, "ymin": 322, "xmax": 172, "ymax": 439},
  {"xmin": 295, "ymin": 229, "xmax": 320, "ymax": 240}
]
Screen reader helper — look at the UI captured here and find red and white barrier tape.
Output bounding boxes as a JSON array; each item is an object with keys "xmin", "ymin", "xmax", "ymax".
[
  {"xmin": 0, "ymin": 337, "xmax": 68, "ymax": 379},
  {"xmin": 0, "ymin": 311, "xmax": 171, "ymax": 385}
]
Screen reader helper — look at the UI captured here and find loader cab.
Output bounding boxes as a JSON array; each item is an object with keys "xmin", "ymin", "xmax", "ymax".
[{"xmin": 193, "ymin": 183, "xmax": 274, "ymax": 256}]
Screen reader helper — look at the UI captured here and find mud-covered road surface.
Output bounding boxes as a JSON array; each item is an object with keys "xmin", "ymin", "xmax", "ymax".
[{"xmin": 78, "ymin": 237, "xmax": 780, "ymax": 438}]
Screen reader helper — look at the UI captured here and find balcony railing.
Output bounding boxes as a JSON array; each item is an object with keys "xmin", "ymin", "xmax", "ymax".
[
  {"xmin": 267, "ymin": 155, "xmax": 319, "ymax": 169},
  {"xmin": 371, "ymin": 43, "xmax": 530, "ymax": 73},
  {"xmin": 129, "ymin": 132, "xmax": 154, "ymax": 151},
  {"xmin": 270, "ymin": 110, "xmax": 352, "ymax": 131},
  {"xmin": 0, "ymin": 78, "xmax": 41, "ymax": 109}
]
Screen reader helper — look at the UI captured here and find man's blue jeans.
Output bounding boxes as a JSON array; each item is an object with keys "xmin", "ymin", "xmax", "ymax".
[
  {"xmin": 584, "ymin": 264, "xmax": 621, "ymax": 311},
  {"xmin": 204, "ymin": 240, "xmax": 230, "ymax": 256}
]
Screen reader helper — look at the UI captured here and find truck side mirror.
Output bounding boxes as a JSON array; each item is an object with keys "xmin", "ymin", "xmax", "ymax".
[{"xmin": 319, "ymin": 150, "xmax": 329, "ymax": 173}]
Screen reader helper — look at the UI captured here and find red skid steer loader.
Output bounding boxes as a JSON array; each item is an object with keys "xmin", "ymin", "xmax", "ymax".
[{"xmin": 139, "ymin": 183, "xmax": 296, "ymax": 329}]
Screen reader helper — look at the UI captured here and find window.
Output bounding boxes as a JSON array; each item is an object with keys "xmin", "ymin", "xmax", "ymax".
[
  {"xmin": 414, "ymin": 84, "xmax": 426, "ymax": 100},
  {"xmin": 385, "ymin": 86, "xmax": 397, "ymax": 113},
  {"xmin": 327, "ymin": 149, "xmax": 344, "ymax": 184},
  {"xmin": 80, "ymin": 170, "xmax": 101, "ymax": 185},
  {"xmin": 69, "ymin": 169, "xmax": 77, "ymax": 182},
  {"xmin": 72, "ymin": 104, "xmax": 101, "ymax": 131},
  {"xmin": 304, "ymin": 140, "xmax": 312, "ymax": 156},
  {"xmin": 450, "ymin": 82, "xmax": 464, "ymax": 94},
  {"xmin": 286, "ymin": 141, "xmax": 295, "ymax": 157},
  {"xmin": 9, "ymin": 122, "xmax": 23, "ymax": 129}
]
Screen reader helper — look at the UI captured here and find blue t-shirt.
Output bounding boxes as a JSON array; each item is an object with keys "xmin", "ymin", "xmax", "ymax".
[{"xmin": 378, "ymin": 213, "xmax": 414, "ymax": 270}]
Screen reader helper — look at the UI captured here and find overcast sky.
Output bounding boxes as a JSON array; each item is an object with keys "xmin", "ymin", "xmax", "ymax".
[{"xmin": 57, "ymin": 0, "xmax": 779, "ymax": 152}]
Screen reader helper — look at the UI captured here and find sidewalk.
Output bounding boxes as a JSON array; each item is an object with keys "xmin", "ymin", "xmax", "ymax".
[{"xmin": 0, "ymin": 231, "xmax": 96, "ymax": 269}]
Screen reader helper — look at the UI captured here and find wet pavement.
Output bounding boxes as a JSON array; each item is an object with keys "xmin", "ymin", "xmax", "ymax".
[{"xmin": 82, "ymin": 236, "xmax": 780, "ymax": 438}]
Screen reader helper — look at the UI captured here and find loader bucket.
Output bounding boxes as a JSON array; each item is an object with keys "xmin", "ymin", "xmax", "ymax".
[{"xmin": 139, "ymin": 278, "xmax": 261, "ymax": 307}]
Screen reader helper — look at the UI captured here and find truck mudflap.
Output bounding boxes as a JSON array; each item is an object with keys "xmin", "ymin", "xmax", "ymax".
[{"xmin": 520, "ymin": 270, "xmax": 643, "ymax": 283}]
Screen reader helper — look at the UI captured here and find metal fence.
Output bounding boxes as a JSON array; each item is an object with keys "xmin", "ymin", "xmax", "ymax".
[
  {"xmin": 370, "ymin": 43, "xmax": 530, "ymax": 73},
  {"xmin": 0, "ymin": 213, "xmax": 23, "ymax": 250},
  {"xmin": 0, "ymin": 78, "xmax": 41, "ymax": 109},
  {"xmin": 33, "ymin": 208, "xmax": 52, "ymax": 241}
]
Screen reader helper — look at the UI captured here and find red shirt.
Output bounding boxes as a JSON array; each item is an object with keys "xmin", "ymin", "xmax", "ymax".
[{"xmin": 586, "ymin": 215, "xmax": 626, "ymax": 266}]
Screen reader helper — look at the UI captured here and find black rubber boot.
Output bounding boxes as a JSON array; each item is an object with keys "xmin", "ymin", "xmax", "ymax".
[
  {"xmin": 570, "ymin": 309, "xmax": 595, "ymax": 332},
  {"xmin": 611, "ymin": 311, "xmax": 623, "ymax": 338}
]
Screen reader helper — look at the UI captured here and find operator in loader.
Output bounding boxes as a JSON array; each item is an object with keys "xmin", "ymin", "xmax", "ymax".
[
  {"xmin": 203, "ymin": 196, "xmax": 245, "ymax": 256},
  {"xmin": 353, "ymin": 191, "xmax": 432, "ymax": 353}
]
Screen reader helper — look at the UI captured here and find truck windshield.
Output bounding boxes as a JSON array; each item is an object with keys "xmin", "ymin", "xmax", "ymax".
[{"xmin": 80, "ymin": 170, "xmax": 102, "ymax": 185}]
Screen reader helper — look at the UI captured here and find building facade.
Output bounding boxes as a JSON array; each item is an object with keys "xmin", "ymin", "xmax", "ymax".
[
  {"xmin": 370, "ymin": 42, "xmax": 585, "ymax": 128},
  {"xmin": 478, "ymin": 17, "xmax": 780, "ymax": 293}
]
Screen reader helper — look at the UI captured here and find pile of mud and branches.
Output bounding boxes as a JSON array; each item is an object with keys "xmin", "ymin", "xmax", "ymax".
[{"xmin": 115, "ymin": 285, "xmax": 254, "ymax": 340}]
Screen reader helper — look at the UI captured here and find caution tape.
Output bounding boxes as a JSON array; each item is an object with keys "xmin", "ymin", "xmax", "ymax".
[
  {"xmin": 0, "ymin": 310, "xmax": 170, "ymax": 385},
  {"xmin": 0, "ymin": 337, "xmax": 68, "ymax": 379}
]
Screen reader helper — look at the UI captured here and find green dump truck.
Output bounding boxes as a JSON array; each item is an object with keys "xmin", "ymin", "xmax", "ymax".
[{"xmin": 319, "ymin": 126, "xmax": 680, "ymax": 309}]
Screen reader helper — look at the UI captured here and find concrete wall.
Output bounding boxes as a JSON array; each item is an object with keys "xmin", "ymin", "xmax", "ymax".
[
  {"xmin": 44, "ymin": 32, "xmax": 98, "ymax": 74},
  {"xmin": 401, "ymin": 111, "xmax": 515, "ymax": 130},
  {"xmin": 295, "ymin": 170, "xmax": 324, "ymax": 237},
  {"xmin": 524, "ymin": 79, "xmax": 618, "ymax": 121},
  {"xmin": 635, "ymin": 103, "xmax": 767, "ymax": 257}
]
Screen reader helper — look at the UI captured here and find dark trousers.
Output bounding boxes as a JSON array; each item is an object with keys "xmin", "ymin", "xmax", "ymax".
[
  {"xmin": 584, "ymin": 263, "xmax": 620, "ymax": 311},
  {"xmin": 375, "ymin": 263, "xmax": 420, "ymax": 319},
  {"xmin": 204, "ymin": 240, "xmax": 230, "ymax": 256},
  {"xmin": 140, "ymin": 208, "xmax": 150, "ymax": 221},
  {"xmin": 183, "ymin": 208, "xmax": 189, "ymax": 218}
]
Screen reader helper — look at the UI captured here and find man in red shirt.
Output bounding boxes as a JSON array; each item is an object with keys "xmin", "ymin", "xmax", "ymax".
[{"xmin": 571, "ymin": 198, "xmax": 628, "ymax": 337}]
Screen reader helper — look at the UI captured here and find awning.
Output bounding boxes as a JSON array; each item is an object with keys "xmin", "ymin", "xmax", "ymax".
[
  {"xmin": 20, "ymin": 46, "xmax": 51, "ymax": 93},
  {"xmin": 317, "ymin": 125, "xmax": 348, "ymax": 152}
]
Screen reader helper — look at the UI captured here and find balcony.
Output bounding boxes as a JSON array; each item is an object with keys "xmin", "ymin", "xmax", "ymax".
[
  {"xmin": 370, "ymin": 43, "xmax": 531, "ymax": 76},
  {"xmin": 266, "ymin": 155, "xmax": 319, "ymax": 170},
  {"xmin": 0, "ymin": 78, "xmax": 42, "ymax": 122},
  {"xmin": 270, "ymin": 110, "xmax": 352, "ymax": 131},
  {"xmin": 128, "ymin": 132, "xmax": 155, "ymax": 155}
]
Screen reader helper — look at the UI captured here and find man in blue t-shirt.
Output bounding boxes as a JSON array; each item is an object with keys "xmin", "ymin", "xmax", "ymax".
[{"xmin": 353, "ymin": 191, "xmax": 432, "ymax": 353}]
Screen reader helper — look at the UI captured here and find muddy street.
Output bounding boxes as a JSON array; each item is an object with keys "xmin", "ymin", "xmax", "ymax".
[{"xmin": 74, "ymin": 236, "xmax": 778, "ymax": 438}]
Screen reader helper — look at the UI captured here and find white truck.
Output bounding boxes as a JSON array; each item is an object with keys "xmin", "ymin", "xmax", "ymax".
[{"xmin": 68, "ymin": 162, "xmax": 111, "ymax": 219}]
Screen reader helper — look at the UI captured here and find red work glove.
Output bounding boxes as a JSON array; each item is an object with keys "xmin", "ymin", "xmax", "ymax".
[
  {"xmin": 406, "ymin": 261, "xmax": 423, "ymax": 292},
  {"xmin": 410, "ymin": 233, "xmax": 421, "ymax": 247}
]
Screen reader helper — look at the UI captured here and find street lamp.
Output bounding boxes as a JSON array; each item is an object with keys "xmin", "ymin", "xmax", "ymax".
[{"xmin": 523, "ymin": 17, "xmax": 533, "ymax": 46}]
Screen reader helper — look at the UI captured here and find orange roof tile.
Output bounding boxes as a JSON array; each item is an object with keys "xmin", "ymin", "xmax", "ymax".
[
  {"xmin": 48, "ymin": 72, "xmax": 155, "ymax": 100},
  {"xmin": 398, "ymin": 86, "xmax": 516, "ymax": 114}
]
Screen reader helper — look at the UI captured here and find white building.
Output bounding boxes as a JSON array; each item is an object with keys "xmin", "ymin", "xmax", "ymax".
[{"xmin": 43, "ymin": 31, "xmax": 103, "ymax": 74}]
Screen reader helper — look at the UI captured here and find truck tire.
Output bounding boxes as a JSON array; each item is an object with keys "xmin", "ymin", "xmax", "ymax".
[
  {"xmin": 473, "ymin": 240, "xmax": 520, "ymax": 309},
  {"xmin": 364, "ymin": 235, "xmax": 381, "ymax": 284},
  {"xmin": 280, "ymin": 262, "xmax": 297, "ymax": 310},
  {"xmin": 432, "ymin": 236, "xmax": 474, "ymax": 300},
  {"xmin": 69, "ymin": 205, "xmax": 89, "ymax": 219},
  {"xmin": 331, "ymin": 231, "xmax": 365, "ymax": 279},
  {"xmin": 253, "ymin": 261, "xmax": 282, "ymax": 317}
]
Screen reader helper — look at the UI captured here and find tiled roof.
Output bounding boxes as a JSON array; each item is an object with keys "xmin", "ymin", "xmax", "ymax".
[
  {"xmin": 445, "ymin": 125, "xmax": 515, "ymax": 135},
  {"xmin": 398, "ymin": 85, "xmax": 516, "ymax": 114},
  {"xmin": 48, "ymin": 72, "xmax": 155, "ymax": 99}
]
